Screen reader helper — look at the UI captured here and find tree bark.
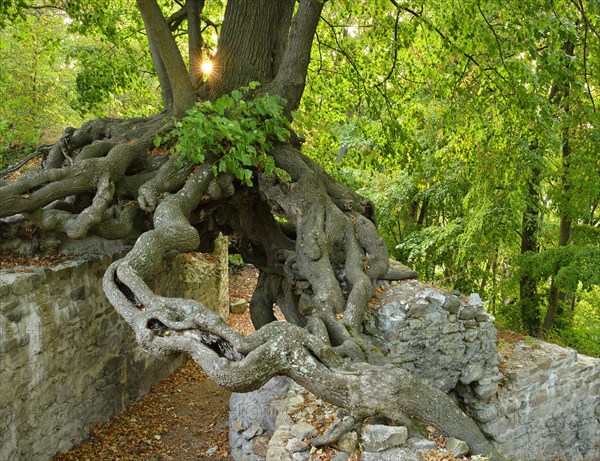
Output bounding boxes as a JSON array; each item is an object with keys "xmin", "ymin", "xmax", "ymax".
[
  {"xmin": 519, "ymin": 144, "xmax": 541, "ymax": 335},
  {"xmin": 147, "ymin": 31, "xmax": 173, "ymax": 111},
  {"xmin": 137, "ymin": 0, "xmax": 196, "ymax": 116},
  {"xmin": 187, "ymin": 0, "xmax": 205, "ymax": 88},
  {"xmin": 543, "ymin": 182, "xmax": 573, "ymax": 332},
  {"xmin": 212, "ymin": 0, "xmax": 295, "ymax": 95}
]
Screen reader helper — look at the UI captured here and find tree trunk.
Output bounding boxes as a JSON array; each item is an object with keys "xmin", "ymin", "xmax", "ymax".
[
  {"xmin": 543, "ymin": 40, "xmax": 575, "ymax": 334},
  {"xmin": 211, "ymin": 0, "xmax": 295, "ymax": 94},
  {"xmin": 543, "ymin": 211, "xmax": 572, "ymax": 331},
  {"xmin": 187, "ymin": 0, "xmax": 205, "ymax": 88},
  {"xmin": 519, "ymin": 143, "xmax": 541, "ymax": 335},
  {"xmin": 137, "ymin": 0, "xmax": 195, "ymax": 116}
]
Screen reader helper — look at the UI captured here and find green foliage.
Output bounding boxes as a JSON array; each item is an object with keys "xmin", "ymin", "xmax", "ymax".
[
  {"xmin": 71, "ymin": 43, "xmax": 158, "ymax": 117},
  {"xmin": 296, "ymin": 0, "xmax": 599, "ymax": 352},
  {"xmin": 0, "ymin": 0, "xmax": 26, "ymax": 27},
  {"xmin": 0, "ymin": 11, "xmax": 84, "ymax": 146},
  {"xmin": 517, "ymin": 244, "xmax": 600, "ymax": 293},
  {"xmin": 561, "ymin": 287, "xmax": 600, "ymax": 356},
  {"xmin": 228, "ymin": 254, "xmax": 245, "ymax": 267},
  {"xmin": 161, "ymin": 83, "xmax": 291, "ymax": 186}
]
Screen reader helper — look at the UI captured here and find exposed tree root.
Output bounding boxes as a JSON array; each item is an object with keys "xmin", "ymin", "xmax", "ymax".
[
  {"xmin": 1, "ymin": 118, "xmax": 500, "ymax": 459},
  {"xmin": 308, "ymin": 414, "xmax": 358, "ymax": 447},
  {"xmin": 104, "ymin": 259, "xmax": 499, "ymax": 459}
]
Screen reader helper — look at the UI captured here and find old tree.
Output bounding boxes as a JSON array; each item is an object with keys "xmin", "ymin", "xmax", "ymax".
[{"xmin": 1, "ymin": 1, "xmax": 500, "ymax": 458}]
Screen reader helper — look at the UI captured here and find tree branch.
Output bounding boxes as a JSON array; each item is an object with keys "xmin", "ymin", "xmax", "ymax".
[
  {"xmin": 268, "ymin": 0, "xmax": 325, "ymax": 115},
  {"xmin": 136, "ymin": 0, "xmax": 195, "ymax": 116}
]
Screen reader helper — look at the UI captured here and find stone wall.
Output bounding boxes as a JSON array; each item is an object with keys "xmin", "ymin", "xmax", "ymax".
[
  {"xmin": 230, "ymin": 279, "xmax": 600, "ymax": 461},
  {"xmin": 365, "ymin": 280, "xmax": 500, "ymax": 399},
  {"xmin": 474, "ymin": 340, "xmax": 600, "ymax": 461},
  {"xmin": 153, "ymin": 234, "xmax": 229, "ymax": 319},
  {"xmin": 0, "ymin": 241, "xmax": 228, "ymax": 461}
]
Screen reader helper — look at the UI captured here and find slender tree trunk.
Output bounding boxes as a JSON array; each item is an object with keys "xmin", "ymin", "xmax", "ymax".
[
  {"xmin": 188, "ymin": 0, "xmax": 205, "ymax": 88},
  {"xmin": 519, "ymin": 148, "xmax": 542, "ymax": 334},
  {"xmin": 543, "ymin": 209, "xmax": 572, "ymax": 331},
  {"xmin": 417, "ymin": 197, "xmax": 428, "ymax": 226},
  {"xmin": 147, "ymin": 33, "xmax": 173, "ymax": 111},
  {"xmin": 543, "ymin": 40, "xmax": 575, "ymax": 333},
  {"xmin": 490, "ymin": 247, "xmax": 498, "ymax": 315}
]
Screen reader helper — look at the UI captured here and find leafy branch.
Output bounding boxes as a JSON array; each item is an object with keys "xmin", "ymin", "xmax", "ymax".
[{"xmin": 156, "ymin": 82, "xmax": 291, "ymax": 186}]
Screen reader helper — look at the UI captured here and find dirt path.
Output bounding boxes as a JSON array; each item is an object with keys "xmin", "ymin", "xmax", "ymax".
[{"xmin": 51, "ymin": 266, "xmax": 258, "ymax": 461}]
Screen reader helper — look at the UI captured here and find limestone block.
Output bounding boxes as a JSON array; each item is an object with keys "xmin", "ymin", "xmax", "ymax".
[
  {"xmin": 252, "ymin": 435, "xmax": 270, "ymax": 457},
  {"xmin": 407, "ymin": 437, "xmax": 437, "ymax": 451},
  {"xmin": 331, "ymin": 452, "xmax": 351, "ymax": 461},
  {"xmin": 290, "ymin": 421, "xmax": 317, "ymax": 439},
  {"xmin": 446, "ymin": 437, "xmax": 469, "ymax": 457},
  {"xmin": 285, "ymin": 437, "xmax": 309, "ymax": 452},
  {"xmin": 360, "ymin": 447, "xmax": 425, "ymax": 461},
  {"xmin": 265, "ymin": 445, "xmax": 290, "ymax": 461},
  {"xmin": 151, "ymin": 234, "xmax": 229, "ymax": 319},
  {"xmin": 442, "ymin": 295, "xmax": 461, "ymax": 313},
  {"xmin": 231, "ymin": 299, "xmax": 249, "ymax": 314},
  {"xmin": 291, "ymin": 451, "xmax": 309, "ymax": 461},
  {"xmin": 361, "ymin": 424, "xmax": 408, "ymax": 452}
]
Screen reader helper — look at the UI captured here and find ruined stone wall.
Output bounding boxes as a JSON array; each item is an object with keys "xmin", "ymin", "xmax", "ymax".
[
  {"xmin": 153, "ymin": 234, "xmax": 229, "ymax": 319},
  {"xmin": 230, "ymin": 279, "xmax": 600, "ymax": 461},
  {"xmin": 474, "ymin": 341, "xmax": 600, "ymax": 461},
  {"xmin": 0, "ymin": 240, "xmax": 228, "ymax": 461},
  {"xmin": 372, "ymin": 280, "xmax": 600, "ymax": 461}
]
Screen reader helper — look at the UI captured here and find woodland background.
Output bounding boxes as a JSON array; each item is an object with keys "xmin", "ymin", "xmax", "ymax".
[{"xmin": 1, "ymin": 0, "xmax": 598, "ymax": 355}]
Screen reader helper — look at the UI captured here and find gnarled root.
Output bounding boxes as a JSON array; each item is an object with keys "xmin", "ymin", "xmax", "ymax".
[
  {"xmin": 308, "ymin": 414, "xmax": 358, "ymax": 447},
  {"xmin": 98, "ymin": 141, "xmax": 499, "ymax": 459},
  {"xmin": 3, "ymin": 126, "xmax": 500, "ymax": 460}
]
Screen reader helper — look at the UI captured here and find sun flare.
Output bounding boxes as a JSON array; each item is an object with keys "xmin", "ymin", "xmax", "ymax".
[{"xmin": 201, "ymin": 60, "xmax": 213, "ymax": 75}]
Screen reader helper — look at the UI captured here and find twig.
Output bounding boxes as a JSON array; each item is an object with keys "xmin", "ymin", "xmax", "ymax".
[{"xmin": 0, "ymin": 145, "xmax": 51, "ymax": 179}]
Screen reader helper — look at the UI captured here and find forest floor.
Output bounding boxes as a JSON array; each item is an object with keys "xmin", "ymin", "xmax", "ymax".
[{"xmin": 51, "ymin": 264, "xmax": 260, "ymax": 461}]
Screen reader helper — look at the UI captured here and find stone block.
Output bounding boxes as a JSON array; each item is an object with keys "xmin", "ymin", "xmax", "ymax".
[
  {"xmin": 442, "ymin": 323, "xmax": 460, "ymax": 334},
  {"xmin": 265, "ymin": 445, "xmax": 290, "ymax": 460},
  {"xmin": 334, "ymin": 430, "xmax": 358, "ymax": 452},
  {"xmin": 331, "ymin": 452, "xmax": 351, "ymax": 461},
  {"xmin": 290, "ymin": 421, "xmax": 317, "ymax": 439},
  {"xmin": 464, "ymin": 319, "xmax": 478, "ymax": 329},
  {"xmin": 291, "ymin": 451, "xmax": 309, "ymax": 461},
  {"xmin": 361, "ymin": 424, "xmax": 408, "ymax": 452},
  {"xmin": 407, "ymin": 437, "xmax": 437, "ymax": 451},
  {"xmin": 446, "ymin": 437, "xmax": 469, "ymax": 457},
  {"xmin": 361, "ymin": 448, "xmax": 425, "ymax": 461},
  {"xmin": 442, "ymin": 295, "xmax": 461, "ymax": 313},
  {"xmin": 459, "ymin": 306, "xmax": 478, "ymax": 320},
  {"xmin": 286, "ymin": 437, "xmax": 309, "ymax": 452},
  {"xmin": 252, "ymin": 435, "xmax": 270, "ymax": 456},
  {"xmin": 231, "ymin": 299, "xmax": 249, "ymax": 314}
]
